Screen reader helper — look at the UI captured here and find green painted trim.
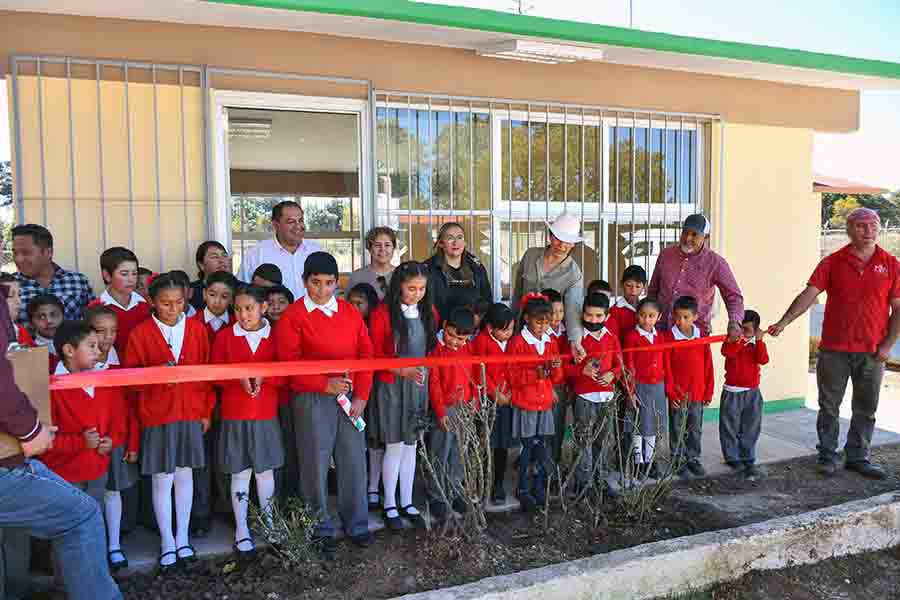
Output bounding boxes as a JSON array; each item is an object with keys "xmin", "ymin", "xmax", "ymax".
[
  {"xmin": 702, "ymin": 396, "xmax": 806, "ymax": 423},
  {"xmin": 205, "ymin": 0, "xmax": 900, "ymax": 82}
]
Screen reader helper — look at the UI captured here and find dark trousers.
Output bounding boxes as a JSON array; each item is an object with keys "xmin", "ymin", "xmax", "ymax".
[
  {"xmin": 518, "ymin": 436, "xmax": 548, "ymax": 499},
  {"xmin": 550, "ymin": 385, "xmax": 570, "ymax": 464},
  {"xmin": 276, "ymin": 404, "xmax": 300, "ymax": 500},
  {"xmin": 816, "ymin": 350, "xmax": 884, "ymax": 463},
  {"xmin": 719, "ymin": 388, "xmax": 763, "ymax": 465},
  {"xmin": 669, "ymin": 402, "xmax": 704, "ymax": 462},
  {"xmin": 426, "ymin": 421, "xmax": 463, "ymax": 504}
]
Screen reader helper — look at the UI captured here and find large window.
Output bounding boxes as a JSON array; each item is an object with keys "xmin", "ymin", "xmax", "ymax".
[{"xmin": 375, "ymin": 94, "xmax": 714, "ymax": 300}]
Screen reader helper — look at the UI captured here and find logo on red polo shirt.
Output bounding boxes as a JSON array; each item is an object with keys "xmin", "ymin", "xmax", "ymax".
[{"xmin": 874, "ymin": 264, "xmax": 888, "ymax": 275}]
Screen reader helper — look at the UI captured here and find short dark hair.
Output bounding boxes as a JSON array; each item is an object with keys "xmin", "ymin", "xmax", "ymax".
[
  {"xmin": 541, "ymin": 288, "xmax": 563, "ymax": 304},
  {"xmin": 621, "ymin": 265, "xmax": 648, "ymax": 285},
  {"xmin": 586, "ymin": 280, "xmax": 612, "ymax": 295},
  {"xmin": 265, "ymin": 285, "xmax": 294, "ymax": 304},
  {"xmin": 272, "ymin": 201, "xmax": 302, "ymax": 222},
  {"xmin": 637, "ymin": 297, "xmax": 662, "ymax": 313},
  {"xmin": 234, "ymin": 284, "xmax": 268, "ymax": 305},
  {"xmin": 521, "ymin": 295, "xmax": 553, "ymax": 321},
  {"xmin": 85, "ymin": 304, "xmax": 117, "ymax": 327},
  {"xmin": 365, "ymin": 226, "xmax": 397, "ymax": 250},
  {"xmin": 471, "ymin": 298, "xmax": 491, "ymax": 317},
  {"xmin": 583, "ymin": 292, "xmax": 610, "ymax": 311},
  {"xmin": 673, "ymin": 295, "xmax": 699, "ymax": 315},
  {"xmin": 149, "ymin": 272, "xmax": 185, "ymax": 300},
  {"xmin": 27, "ymin": 294, "xmax": 64, "ymax": 320},
  {"xmin": 54, "ymin": 320, "xmax": 94, "ymax": 357},
  {"xmin": 195, "ymin": 240, "xmax": 228, "ymax": 279},
  {"xmin": 100, "ymin": 247, "xmax": 139, "ymax": 277},
  {"xmin": 445, "ymin": 307, "xmax": 476, "ymax": 335},
  {"xmin": 12, "ymin": 224, "xmax": 53, "ymax": 249},
  {"xmin": 484, "ymin": 302, "xmax": 515, "ymax": 331},
  {"xmin": 743, "ymin": 310, "xmax": 761, "ymax": 330},
  {"xmin": 347, "ymin": 283, "xmax": 379, "ymax": 310},
  {"xmin": 252, "ymin": 263, "xmax": 283, "ymax": 285},
  {"xmin": 205, "ymin": 271, "xmax": 239, "ymax": 292},
  {"xmin": 169, "ymin": 270, "xmax": 191, "ymax": 288}
]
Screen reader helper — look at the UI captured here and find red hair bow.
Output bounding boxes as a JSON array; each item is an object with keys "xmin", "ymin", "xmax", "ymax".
[{"xmin": 521, "ymin": 292, "xmax": 548, "ymax": 310}]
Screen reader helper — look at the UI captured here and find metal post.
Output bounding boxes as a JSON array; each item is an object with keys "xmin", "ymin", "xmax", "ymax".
[
  {"xmin": 36, "ymin": 58, "xmax": 48, "ymax": 226},
  {"xmin": 97, "ymin": 63, "xmax": 108, "ymax": 251},
  {"xmin": 427, "ymin": 96, "xmax": 434, "ymax": 250},
  {"xmin": 179, "ymin": 67, "xmax": 190, "ymax": 265},
  {"xmin": 10, "ymin": 57, "xmax": 26, "ymax": 224},
  {"xmin": 645, "ymin": 115, "xmax": 651, "ymax": 275},
  {"xmin": 527, "ymin": 103, "xmax": 532, "ymax": 245},
  {"xmin": 407, "ymin": 96, "xmax": 413, "ymax": 260},
  {"xmin": 579, "ymin": 108, "xmax": 586, "ymax": 273},
  {"xmin": 469, "ymin": 101, "xmax": 476, "ymax": 260},
  {"xmin": 613, "ymin": 113, "xmax": 620, "ymax": 293},
  {"xmin": 630, "ymin": 112, "xmax": 636, "ymax": 270},
  {"xmin": 663, "ymin": 115, "xmax": 668, "ymax": 249},
  {"xmin": 545, "ymin": 104, "xmax": 550, "ymax": 240},
  {"xmin": 124, "ymin": 64, "xmax": 136, "ymax": 250},
  {"xmin": 65, "ymin": 58, "xmax": 80, "ymax": 271},
  {"xmin": 507, "ymin": 103, "xmax": 513, "ymax": 302},
  {"xmin": 152, "ymin": 65, "xmax": 165, "ymax": 271},
  {"xmin": 201, "ymin": 65, "xmax": 213, "ymax": 241}
]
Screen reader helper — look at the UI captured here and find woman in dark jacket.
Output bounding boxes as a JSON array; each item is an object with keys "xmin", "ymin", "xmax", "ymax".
[{"xmin": 425, "ymin": 222, "xmax": 492, "ymax": 322}]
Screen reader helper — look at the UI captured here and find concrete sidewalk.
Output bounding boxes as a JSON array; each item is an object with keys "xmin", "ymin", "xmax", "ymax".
[{"xmin": 113, "ymin": 375, "xmax": 900, "ymax": 573}]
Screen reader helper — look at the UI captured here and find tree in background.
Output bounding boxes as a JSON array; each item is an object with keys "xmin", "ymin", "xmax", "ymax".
[
  {"xmin": 822, "ymin": 192, "xmax": 900, "ymax": 228},
  {"xmin": 827, "ymin": 196, "xmax": 861, "ymax": 228},
  {"xmin": 0, "ymin": 161, "xmax": 11, "ymax": 208},
  {"xmin": 0, "ymin": 161, "xmax": 13, "ymax": 267}
]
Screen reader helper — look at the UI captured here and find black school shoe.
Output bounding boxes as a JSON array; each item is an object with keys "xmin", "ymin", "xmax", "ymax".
[
  {"xmin": 383, "ymin": 507, "xmax": 404, "ymax": 531},
  {"xmin": 845, "ymin": 460, "xmax": 887, "ymax": 480},
  {"xmin": 428, "ymin": 500, "xmax": 449, "ymax": 521},
  {"xmin": 743, "ymin": 464, "xmax": 762, "ymax": 480},
  {"xmin": 108, "ymin": 549, "xmax": 129, "ymax": 572},
  {"xmin": 350, "ymin": 531, "xmax": 374, "ymax": 548}
]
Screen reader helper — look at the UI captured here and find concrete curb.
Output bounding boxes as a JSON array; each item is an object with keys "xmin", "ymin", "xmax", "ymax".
[{"xmin": 394, "ymin": 491, "xmax": 900, "ymax": 600}]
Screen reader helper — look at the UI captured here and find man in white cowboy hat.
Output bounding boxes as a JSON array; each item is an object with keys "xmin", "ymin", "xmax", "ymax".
[{"xmin": 512, "ymin": 212, "xmax": 587, "ymax": 358}]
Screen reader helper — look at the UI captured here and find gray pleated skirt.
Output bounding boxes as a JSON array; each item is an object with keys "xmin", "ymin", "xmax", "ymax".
[
  {"xmin": 630, "ymin": 382, "xmax": 669, "ymax": 437},
  {"xmin": 511, "ymin": 406, "xmax": 555, "ymax": 439},
  {"xmin": 106, "ymin": 445, "xmax": 139, "ymax": 491},
  {"xmin": 369, "ymin": 377, "xmax": 428, "ymax": 446},
  {"xmin": 491, "ymin": 405, "xmax": 516, "ymax": 449},
  {"xmin": 216, "ymin": 418, "xmax": 285, "ymax": 474},
  {"xmin": 140, "ymin": 420, "xmax": 206, "ymax": 475}
]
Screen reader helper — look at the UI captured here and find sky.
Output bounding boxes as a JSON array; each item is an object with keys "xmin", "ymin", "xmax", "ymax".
[{"xmin": 2, "ymin": 0, "xmax": 899, "ymax": 189}]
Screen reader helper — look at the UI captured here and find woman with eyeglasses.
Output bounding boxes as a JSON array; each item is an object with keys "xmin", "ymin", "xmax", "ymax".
[
  {"xmin": 425, "ymin": 222, "xmax": 493, "ymax": 322},
  {"xmin": 190, "ymin": 241, "xmax": 233, "ymax": 310},
  {"xmin": 347, "ymin": 227, "xmax": 397, "ymax": 301}
]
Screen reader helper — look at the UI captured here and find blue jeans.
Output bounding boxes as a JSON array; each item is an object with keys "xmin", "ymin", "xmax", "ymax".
[
  {"xmin": 0, "ymin": 459, "xmax": 121, "ymax": 600},
  {"xmin": 518, "ymin": 436, "xmax": 548, "ymax": 500}
]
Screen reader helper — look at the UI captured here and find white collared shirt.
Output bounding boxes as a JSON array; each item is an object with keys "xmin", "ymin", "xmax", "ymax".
[
  {"xmin": 233, "ymin": 319, "xmax": 271, "ymax": 354},
  {"xmin": 237, "ymin": 236, "xmax": 323, "ymax": 301},
  {"xmin": 522, "ymin": 327, "xmax": 552, "ymax": 356},
  {"xmin": 153, "ymin": 314, "xmax": 186, "ymax": 364},
  {"xmin": 489, "ymin": 332, "xmax": 508, "ymax": 352},
  {"xmin": 615, "ymin": 297, "xmax": 639, "ymax": 312},
  {"xmin": 34, "ymin": 334, "xmax": 57, "ymax": 355},
  {"xmin": 185, "ymin": 305, "xmax": 197, "ymax": 318},
  {"xmin": 100, "ymin": 289, "xmax": 145, "ymax": 312},
  {"xmin": 204, "ymin": 307, "xmax": 230, "ymax": 333},
  {"xmin": 548, "ymin": 323, "xmax": 566, "ymax": 339},
  {"xmin": 55, "ymin": 361, "xmax": 94, "ymax": 398},
  {"xmin": 303, "ymin": 294, "xmax": 338, "ymax": 318},
  {"xmin": 671, "ymin": 324, "xmax": 700, "ymax": 341},
  {"xmin": 95, "ymin": 346, "xmax": 120, "ymax": 371},
  {"xmin": 400, "ymin": 303, "xmax": 420, "ymax": 319},
  {"xmin": 635, "ymin": 326, "xmax": 657, "ymax": 343}
]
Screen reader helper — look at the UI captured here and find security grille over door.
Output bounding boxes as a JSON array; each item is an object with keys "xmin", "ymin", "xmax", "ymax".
[{"xmin": 374, "ymin": 92, "xmax": 717, "ymax": 299}]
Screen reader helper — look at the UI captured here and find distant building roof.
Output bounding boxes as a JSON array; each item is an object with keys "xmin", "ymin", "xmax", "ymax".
[{"xmin": 813, "ymin": 175, "xmax": 890, "ymax": 195}]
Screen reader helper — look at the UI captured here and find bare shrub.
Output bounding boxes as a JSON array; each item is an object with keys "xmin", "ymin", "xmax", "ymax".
[{"xmin": 245, "ymin": 495, "xmax": 319, "ymax": 567}]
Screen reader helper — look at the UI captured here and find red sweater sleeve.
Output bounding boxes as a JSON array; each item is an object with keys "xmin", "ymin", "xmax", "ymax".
[
  {"xmin": 507, "ymin": 340, "xmax": 538, "ymax": 389},
  {"xmin": 756, "ymin": 340, "xmax": 770, "ymax": 365},
  {"xmin": 703, "ymin": 345, "xmax": 715, "ymax": 403},
  {"xmin": 428, "ymin": 349, "xmax": 448, "ymax": 419},
  {"xmin": 194, "ymin": 325, "xmax": 216, "ymax": 419},
  {"xmin": 721, "ymin": 339, "xmax": 742, "ymax": 358},
  {"xmin": 352, "ymin": 320, "xmax": 375, "ymax": 402}
]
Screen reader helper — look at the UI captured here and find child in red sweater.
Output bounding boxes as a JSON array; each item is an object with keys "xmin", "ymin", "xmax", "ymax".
[
  {"xmin": 0, "ymin": 274, "xmax": 34, "ymax": 347},
  {"xmin": 426, "ymin": 307, "xmax": 477, "ymax": 520},
  {"xmin": 608, "ymin": 265, "xmax": 646, "ymax": 344},
  {"xmin": 212, "ymin": 285, "xmax": 284, "ymax": 558},
  {"xmin": 543, "ymin": 288, "xmax": 571, "ymax": 466},
  {"xmin": 264, "ymin": 285, "xmax": 294, "ymax": 325},
  {"xmin": 86, "ymin": 305, "xmax": 140, "ymax": 571},
  {"xmin": 623, "ymin": 297, "xmax": 669, "ymax": 480},
  {"xmin": 473, "ymin": 303, "xmax": 516, "ymax": 503},
  {"xmin": 664, "ymin": 296, "xmax": 714, "ymax": 478},
  {"xmin": 190, "ymin": 271, "xmax": 237, "ymax": 345},
  {"xmin": 88, "ymin": 247, "xmax": 151, "ymax": 357},
  {"xmin": 508, "ymin": 294, "xmax": 564, "ymax": 510},
  {"xmin": 264, "ymin": 284, "xmax": 296, "ymax": 501},
  {"xmin": 720, "ymin": 310, "xmax": 770, "ymax": 479},
  {"xmin": 28, "ymin": 294, "xmax": 64, "ymax": 372},
  {"xmin": 566, "ymin": 293, "xmax": 622, "ymax": 491},
  {"xmin": 125, "ymin": 272, "xmax": 216, "ymax": 571}
]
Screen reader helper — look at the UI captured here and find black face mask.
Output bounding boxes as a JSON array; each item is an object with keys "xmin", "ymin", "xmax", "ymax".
[{"xmin": 582, "ymin": 320, "xmax": 605, "ymax": 333}]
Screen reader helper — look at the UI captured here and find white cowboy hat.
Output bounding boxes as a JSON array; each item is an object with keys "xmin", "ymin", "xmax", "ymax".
[{"xmin": 547, "ymin": 213, "xmax": 584, "ymax": 244}]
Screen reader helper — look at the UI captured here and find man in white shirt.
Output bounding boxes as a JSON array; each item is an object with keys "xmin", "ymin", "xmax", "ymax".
[{"xmin": 238, "ymin": 201, "xmax": 322, "ymax": 300}]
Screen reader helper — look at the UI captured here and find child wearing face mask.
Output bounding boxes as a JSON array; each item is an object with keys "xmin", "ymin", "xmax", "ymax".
[{"xmin": 367, "ymin": 262, "xmax": 437, "ymax": 530}]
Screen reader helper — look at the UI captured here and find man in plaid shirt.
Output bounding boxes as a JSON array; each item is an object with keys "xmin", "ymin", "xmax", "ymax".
[{"xmin": 12, "ymin": 224, "xmax": 95, "ymax": 323}]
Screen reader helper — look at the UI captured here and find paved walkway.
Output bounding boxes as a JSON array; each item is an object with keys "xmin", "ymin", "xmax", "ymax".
[{"xmin": 113, "ymin": 371, "xmax": 900, "ymax": 572}]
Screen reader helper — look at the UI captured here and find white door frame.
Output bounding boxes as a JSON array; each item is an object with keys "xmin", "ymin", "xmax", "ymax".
[{"xmin": 211, "ymin": 89, "xmax": 371, "ymax": 249}]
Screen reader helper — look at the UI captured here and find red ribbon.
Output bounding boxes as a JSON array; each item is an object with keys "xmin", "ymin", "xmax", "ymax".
[{"xmin": 49, "ymin": 334, "xmax": 727, "ymax": 391}]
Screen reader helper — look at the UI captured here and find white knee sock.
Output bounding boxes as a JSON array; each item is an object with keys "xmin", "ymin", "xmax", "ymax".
[
  {"xmin": 631, "ymin": 435, "xmax": 643, "ymax": 464},
  {"xmin": 643, "ymin": 436, "xmax": 657, "ymax": 464},
  {"xmin": 173, "ymin": 467, "xmax": 194, "ymax": 554},
  {"xmin": 255, "ymin": 470, "xmax": 276, "ymax": 525},
  {"xmin": 399, "ymin": 443, "xmax": 418, "ymax": 513},
  {"xmin": 151, "ymin": 472, "xmax": 176, "ymax": 564},
  {"xmin": 231, "ymin": 468, "xmax": 253, "ymax": 548},
  {"xmin": 382, "ymin": 442, "xmax": 403, "ymax": 514},
  {"xmin": 104, "ymin": 490, "xmax": 123, "ymax": 552},
  {"xmin": 368, "ymin": 448, "xmax": 384, "ymax": 494}
]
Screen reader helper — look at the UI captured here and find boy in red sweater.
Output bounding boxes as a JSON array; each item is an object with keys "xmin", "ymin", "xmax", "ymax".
[
  {"xmin": 543, "ymin": 288, "xmax": 572, "ymax": 465},
  {"xmin": 426, "ymin": 307, "xmax": 477, "ymax": 519},
  {"xmin": 566, "ymin": 293, "xmax": 621, "ymax": 493},
  {"xmin": 664, "ymin": 296, "xmax": 714, "ymax": 478},
  {"xmin": 720, "ymin": 310, "xmax": 770, "ymax": 479},
  {"xmin": 89, "ymin": 247, "xmax": 151, "ymax": 358},
  {"xmin": 607, "ymin": 265, "xmax": 646, "ymax": 343}
]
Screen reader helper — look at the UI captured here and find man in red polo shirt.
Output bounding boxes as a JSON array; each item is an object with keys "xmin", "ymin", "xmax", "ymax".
[{"xmin": 769, "ymin": 207, "xmax": 900, "ymax": 479}]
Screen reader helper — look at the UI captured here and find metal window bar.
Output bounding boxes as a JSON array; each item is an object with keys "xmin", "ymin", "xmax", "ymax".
[
  {"xmin": 96, "ymin": 63, "xmax": 107, "ymax": 251},
  {"xmin": 65, "ymin": 58, "xmax": 80, "ymax": 272},
  {"xmin": 36, "ymin": 58, "xmax": 48, "ymax": 226}
]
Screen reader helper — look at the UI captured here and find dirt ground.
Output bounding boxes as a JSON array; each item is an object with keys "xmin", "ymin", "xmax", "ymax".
[{"xmin": 113, "ymin": 443, "xmax": 900, "ymax": 600}]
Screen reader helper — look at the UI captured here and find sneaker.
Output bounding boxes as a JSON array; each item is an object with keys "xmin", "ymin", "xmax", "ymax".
[
  {"xmin": 743, "ymin": 464, "xmax": 762, "ymax": 480},
  {"xmin": 817, "ymin": 459, "xmax": 837, "ymax": 477},
  {"xmin": 686, "ymin": 461, "xmax": 707, "ymax": 477},
  {"xmin": 428, "ymin": 500, "xmax": 449, "ymax": 521},
  {"xmin": 845, "ymin": 460, "xmax": 887, "ymax": 480}
]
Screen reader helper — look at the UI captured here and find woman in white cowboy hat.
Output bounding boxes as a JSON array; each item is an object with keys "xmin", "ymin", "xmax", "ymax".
[{"xmin": 511, "ymin": 213, "xmax": 586, "ymax": 360}]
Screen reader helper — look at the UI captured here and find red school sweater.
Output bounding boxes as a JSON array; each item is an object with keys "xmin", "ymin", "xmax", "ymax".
[
  {"xmin": 623, "ymin": 327, "xmax": 668, "ymax": 386},
  {"xmin": 89, "ymin": 291, "xmax": 152, "ymax": 358},
  {"xmin": 42, "ymin": 383, "xmax": 119, "ymax": 483},
  {"xmin": 124, "ymin": 317, "xmax": 216, "ymax": 428},
  {"xmin": 428, "ymin": 337, "xmax": 477, "ymax": 419},
  {"xmin": 471, "ymin": 330, "xmax": 510, "ymax": 400},
  {"xmin": 507, "ymin": 334, "xmax": 564, "ymax": 412},
  {"xmin": 722, "ymin": 338, "xmax": 770, "ymax": 389},
  {"xmin": 211, "ymin": 323, "xmax": 284, "ymax": 421},
  {"xmin": 566, "ymin": 329, "xmax": 622, "ymax": 396},
  {"xmin": 100, "ymin": 355, "xmax": 140, "ymax": 454},
  {"xmin": 663, "ymin": 328, "xmax": 714, "ymax": 405},
  {"xmin": 189, "ymin": 308, "xmax": 233, "ymax": 348},
  {"xmin": 549, "ymin": 326, "xmax": 571, "ymax": 358},
  {"xmin": 15, "ymin": 324, "xmax": 34, "ymax": 347},
  {"xmin": 275, "ymin": 298, "xmax": 374, "ymax": 401},
  {"xmin": 270, "ymin": 320, "xmax": 292, "ymax": 408},
  {"xmin": 369, "ymin": 303, "xmax": 439, "ymax": 385},
  {"xmin": 608, "ymin": 300, "xmax": 638, "ymax": 344}
]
